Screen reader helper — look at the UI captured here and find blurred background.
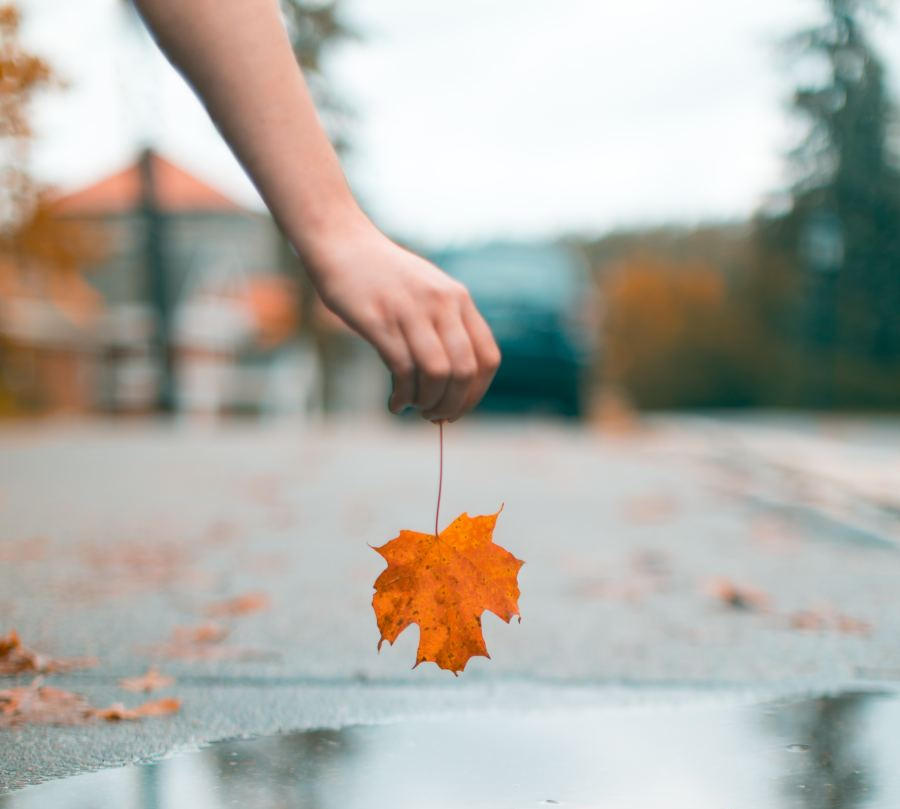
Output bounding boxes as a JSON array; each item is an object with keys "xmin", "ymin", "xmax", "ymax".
[
  {"xmin": 1, "ymin": 0, "xmax": 899, "ymax": 421},
  {"xmin": 2, "ymin": 6, "xmax": 900, "ymax": 802}
]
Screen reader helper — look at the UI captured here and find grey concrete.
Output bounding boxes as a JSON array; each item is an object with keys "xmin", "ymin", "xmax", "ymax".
[{"xmin": 1, "ymin": 415, "xmax": 899, "ymax": 792}]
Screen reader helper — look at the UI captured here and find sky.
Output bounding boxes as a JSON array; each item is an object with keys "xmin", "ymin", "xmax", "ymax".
[{"xmin": 18, "ymin": 0, "xmax": 900, "ymax": 246}]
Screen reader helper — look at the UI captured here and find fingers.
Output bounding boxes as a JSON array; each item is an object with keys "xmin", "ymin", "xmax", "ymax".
[
  {"xmin": 399, "ymin": 313, "xmax": 451, "ymax": 413},
  {"xmin": 368, "ymin": 322, "xmax": 416, "ymax": 414},
  {"xmin": 459, "ymin": 298, "xmax": 501, "ymax": 415},
  {"xmin": 423, "ymin": 308, "xmax": 478, "ymax": 421},
  {"xmin": 419, "ymin": 288, "xmax": 501, "ymax": 422},
  {"xmin": 363, "ymin": 273, "xmax": 500, "ymax": 421},
  {"xmin": 386, "ymin": 343, "xmax": 416, "ymax": 414}
]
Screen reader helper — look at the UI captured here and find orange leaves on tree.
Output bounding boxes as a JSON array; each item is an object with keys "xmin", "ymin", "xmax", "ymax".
[
  {"xmin": 0, "ymin": 4, "xmax": 56, "ymax": 140},
  {"xmin": 372, "ymin": 509, "xmax": 524, "ymax": 674}
]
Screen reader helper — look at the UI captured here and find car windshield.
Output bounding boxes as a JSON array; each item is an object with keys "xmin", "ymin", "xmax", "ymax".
[{"xmin": 440, "ymin": 248, "xmax": 581, "ymax": 306}]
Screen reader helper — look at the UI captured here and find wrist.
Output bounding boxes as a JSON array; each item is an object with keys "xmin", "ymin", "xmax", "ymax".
[{"xmin": 287, "ymin": 199, "xmax": 375, "ymax": 282}]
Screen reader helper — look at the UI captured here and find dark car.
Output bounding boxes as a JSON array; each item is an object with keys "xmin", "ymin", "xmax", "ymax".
[{"xmin": 435, "ymin": 242, "xmax": 597, "ymax": 417}]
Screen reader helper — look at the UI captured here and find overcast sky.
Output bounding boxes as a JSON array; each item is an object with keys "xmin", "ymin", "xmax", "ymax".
[{"xmin": 19, "ymin": 0, "xmax": 900, "ymax": 245}]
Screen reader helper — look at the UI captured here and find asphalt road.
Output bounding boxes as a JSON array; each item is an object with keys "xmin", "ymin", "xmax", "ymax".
[{"xmin": 1, "ymin": 414, "xmax": 899, "ymax": 793}]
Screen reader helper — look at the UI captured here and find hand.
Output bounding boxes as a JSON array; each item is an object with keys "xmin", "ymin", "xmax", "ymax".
[{"xmin": 305, "ymin": 222, "xmax": 501, "ymax": 421}]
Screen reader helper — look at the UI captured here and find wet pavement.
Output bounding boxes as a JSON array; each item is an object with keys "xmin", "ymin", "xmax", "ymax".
[
  {"xmin": 5, "ymin": 688, "xmax": 899, "ymax": 808},
  {"xmin": 1, "ymin": 415, "xmax": 899, "ymax": 796}
]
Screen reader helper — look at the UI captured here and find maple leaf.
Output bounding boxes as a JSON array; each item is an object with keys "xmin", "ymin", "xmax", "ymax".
[{"xmin": 372, "ymin": 509, "xmax": 523, "ymax": 674}]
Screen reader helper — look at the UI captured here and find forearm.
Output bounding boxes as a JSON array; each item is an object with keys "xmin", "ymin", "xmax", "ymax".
[
  {"xmin": 132, "ymin": 0, "xmax": 368, "ymax": 270},
  {"xmin": 133, "ymin": 0, "xmax": 501, "ymax": 420}
]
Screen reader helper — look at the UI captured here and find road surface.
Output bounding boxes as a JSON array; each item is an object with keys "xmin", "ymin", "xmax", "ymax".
[{"xmin": 1, "ymin": 414, "xmax": 898, "ymax": 792}]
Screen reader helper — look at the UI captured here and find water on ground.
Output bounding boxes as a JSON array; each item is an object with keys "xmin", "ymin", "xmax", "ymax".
[{"xmin": 4, "ymin": 689, "xmax": 898, "ymax": 808}]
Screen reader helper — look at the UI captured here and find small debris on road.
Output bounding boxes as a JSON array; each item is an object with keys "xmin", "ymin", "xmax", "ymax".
[
  {"xmin": 705, "ymin": 578, "xmax": 771, "ymax": 612},
  {"xmin": 206, "ymin": 592, "xmax": 270, "ymax": 618},
  {"xmin": 118, "ymin": 666, "xmax": 175, "ymax": 693}
]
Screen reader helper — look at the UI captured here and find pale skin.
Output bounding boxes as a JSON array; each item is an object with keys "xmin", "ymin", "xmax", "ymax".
[{"xmin": 133, "ymin": 0, "xmax": 501, "ymax": 422}]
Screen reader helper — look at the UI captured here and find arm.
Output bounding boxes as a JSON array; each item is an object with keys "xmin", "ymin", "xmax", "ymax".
[{"xmin": 132, "ymin": 0, "xmax": 500, "ymax": 421}]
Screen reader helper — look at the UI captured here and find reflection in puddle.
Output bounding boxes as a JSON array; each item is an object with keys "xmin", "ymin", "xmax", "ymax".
[{"xmin": 4, "ymin": 691, "xmax": 899, "ymax": 808}]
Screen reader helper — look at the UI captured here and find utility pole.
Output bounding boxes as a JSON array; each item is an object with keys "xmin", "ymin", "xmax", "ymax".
[{"xmin": 138, "ymin": 148, "xmax": 175, "ymax": 412}]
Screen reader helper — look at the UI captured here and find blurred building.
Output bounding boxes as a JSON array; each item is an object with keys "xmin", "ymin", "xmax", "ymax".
[{"xmin": 0, "ymin": 149, "xmax": 319, "ymax": 417}]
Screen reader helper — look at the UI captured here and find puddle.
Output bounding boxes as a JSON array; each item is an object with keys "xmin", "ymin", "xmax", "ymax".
[{"xmin": 4, "ymin": 690, "xmax": 900, "ymax": 808}]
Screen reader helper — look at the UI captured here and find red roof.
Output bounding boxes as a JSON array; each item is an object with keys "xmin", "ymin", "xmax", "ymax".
[{"xmin": 52, "ymin": 152, "xmax": 243, "ymax": 215}]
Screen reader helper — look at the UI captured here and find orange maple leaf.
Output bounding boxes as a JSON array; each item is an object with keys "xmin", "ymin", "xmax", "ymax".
[{"xmin": 372, "ymin": 509, "xmax": 523, "ymax": 674}]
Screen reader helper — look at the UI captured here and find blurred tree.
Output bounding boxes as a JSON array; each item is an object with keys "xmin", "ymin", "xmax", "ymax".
[
  {"xmin": 0, "ymin": 4, "xmax": 53, "ymax": 231},
  {"xmin": 0, "ymin": 4, "xmax": 107, "ymax": 414},
  {"xmin": 278, "ymin": 0, "xmax": 361, "ymax": 413},
  {"xmin": 759, "ymin": 0, "xmax": 900, "ymax": 403},
  {"xmin": 601, "ymin": 254, "xmax": 767, "ymax": 409},
  {"xmin": 280, "ymin": 0, "xmax": 355, "ymax": 151}
]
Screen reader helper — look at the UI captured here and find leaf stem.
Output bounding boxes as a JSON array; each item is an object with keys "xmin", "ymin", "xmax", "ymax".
[{"xmin": 435, "ymin": 420, "xmax": 444, "ymax": 538}]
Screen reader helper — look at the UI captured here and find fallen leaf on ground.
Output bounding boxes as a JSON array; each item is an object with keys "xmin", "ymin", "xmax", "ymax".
[
  {"xmin": 118, "ymin": 666, "xmax": 175, "ymax": 693},
  {"xmin": 151, "ymin": 622, "xmax": 228, "ymax": 659},
  {"xmin": 0, "ymin": 679, "xmax": 181, "ymax": 728},
  {"xmin": 0, "ymin": 679, "xmax": 92, "ymax": 727},
  {"xmin": 206, "ymin": 592, "xmax": 270, "ymax": 618},
  {"xmin": 148, "ymin": 622, "xmax": 271, "ymax": 662},
  {"xmin": 72, "ymin": 538, "xmax": 209, "ymax": 602},
  {"xmin": 94, "ymin": 697, "xmax": 182, "ymax": 721},
  {"xmin": 790, "ymin": 607, "xmax": 872, "ymax": 636},
  {"xmin": 172, "ymin": 622, "xmax": 229, "ymax": 644},
  {"xmin": 705, "ymin": 578, "xmax": 771, "ymax": 612},
  {"xmin": 372, "ymin": 509, "xmax": 523, "ymax": 674},
  {"xmin": 0, "ymin": 630, "xmax": 96, "ymax": 676}
]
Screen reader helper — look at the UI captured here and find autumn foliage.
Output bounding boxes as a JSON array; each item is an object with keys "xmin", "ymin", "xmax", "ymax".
[
  {"xmin": 0, "ymin": 4, "xmax": 109, "ymax": 414},
  {"xmin": 372, "ymin": 509, "xmax": 523, "ymax": 674},
  {"xmin": 602, "ymin": 254, "xmax": 765, "ymax": 409}
]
